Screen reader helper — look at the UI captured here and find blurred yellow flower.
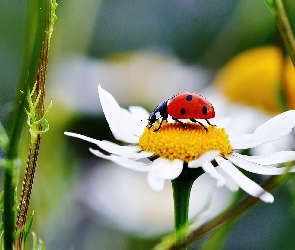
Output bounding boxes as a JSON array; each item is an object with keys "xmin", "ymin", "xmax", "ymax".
[
  {"xmin": 214, "ymin": 46, "xmax": 295, "ymax": 113},
  {"xmin": 283, "ymin": 56, "xmax": 295, "ymax": 110}
]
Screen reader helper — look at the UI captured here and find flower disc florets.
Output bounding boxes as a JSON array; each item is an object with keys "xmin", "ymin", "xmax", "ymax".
[{"xmin": 139, "ymin": 121, "xmax": 233, "ymax": 162}]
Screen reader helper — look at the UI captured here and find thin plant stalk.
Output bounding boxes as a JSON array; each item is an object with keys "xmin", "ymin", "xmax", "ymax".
[
  {"xmin": 14, "ymin": 0, "xmax": 56, "ymax": 248},
  {"xmin": 272, "ymin": 0, "xmax": 295, "ymax": 65},
  {"xmin": 3, "ymin": 0, "xmax": 47, "ymax": 248}
]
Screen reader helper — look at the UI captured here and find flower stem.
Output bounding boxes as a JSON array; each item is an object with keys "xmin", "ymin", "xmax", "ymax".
[
  {"xmin": 14, "ymin": 0, "xmax": 56, "ymax": 248},
  {"xmin": 172, "ymin": 174, "xmax": 289, "ymax": 249},
  {"xmin": 171, "ymin": 163, "xmax": 204, "ymax": 250},
  {"xmin": 2, "ymin": 167, "xmax": 15, "ymax": 250},
  {"xmin": 3, "ymin": 0, "xmax": 46, "ymax": 248},
  {"xmin": 172, "ymin": 179, "xmax": 192, "ymax": 250},
  {"xmin": 272, "ymin": 0, "xmax": 295, "ymax": 66}
]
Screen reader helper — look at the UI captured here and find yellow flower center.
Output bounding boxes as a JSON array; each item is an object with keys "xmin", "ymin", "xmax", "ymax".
[{"xmin": 138, "ymin": 121, "xmax": 233, "ymax": 162}]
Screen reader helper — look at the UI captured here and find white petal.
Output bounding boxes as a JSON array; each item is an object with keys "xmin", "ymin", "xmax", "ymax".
[
  {"xmin": 89, "ymin": 148, "xmax": 151, "ymax": 172},
  {"xmin": 230, "ymin": 134, "xmax": 252, "ymax": 148},
  {"xmin": 233, "ymin": 151, "xmax": 295, "ymax": 165},
  {"xmin": 98, "ymin": 85, "xmax": 139, "ymax": 143},
  {"xmin": 149, "ymin": 158, "xmax": 183, "ymax": 179},
  {"xmin": 147, "ymin": 158, "xmax": 183, "ymax": 192},
  {"xmin": 65, "ymin": 131, "xmax": 102, "ymax": 144},
  {"xmin": 211, "ymin": 117, "xmax": 232, "ymax": 130},
  {"xmin": 128, "ymin": 106, "xmax": 150, "ymax": 136},
  {"xmin": 216, "ymin": 157, "xmax": 274, "ymax": 203},
  {"xmin": 97, "ymin": 140, "xmax": 153, "ymax": 159},
  {"xmin": 215, "ymin": 166, "xmax": 239, "ymax": 192},
  {"xmin": 121, "ymin": 107, "xmax": 146, "ymax": 137},
  {"xmin": 65, "ymin": 132, "xmax": 152, "ymax": 159},
  {"xmin": 201, "ymin": 162, "xmax": 226, "ymax": 188},
  {"xmin": 229, "ymin": 155, "xmax": 295, "ymax": 175},
  {"xmin": 148, "ymin": 172, "xmax": 165, "ymax": 192},
  {"xmin": 188, "ymin": 150, "xmax": 220, "ymax": 168},
  {"xmin": 128, "ymin": 106, "xmax": 150, "ymax": 121},
  {"xmin": 232, "ymin": 110, "xmax": 295, "ymax": 149}
]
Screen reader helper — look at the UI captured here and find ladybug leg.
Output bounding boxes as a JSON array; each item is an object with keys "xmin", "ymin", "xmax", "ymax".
[
  {"xmin": 205, "ymin": 119, "xmax": 212, "ymax": 125},
  {"xmin": 190, "ymin": 119, "xmax": 208, "ymax": 132},
  {"xmin": 153, "ymin": 119, "xmax": 165, "ymax": 132},
  {"xmin": 172, "ymin": 118, "xmax": 186, "ymax": 128},
  {"xmin": 205, "ymin": 119, "xmax": 216, "ymax": 127}
]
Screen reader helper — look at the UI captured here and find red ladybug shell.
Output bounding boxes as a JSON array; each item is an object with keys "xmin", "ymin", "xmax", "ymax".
[{"xmin": 167, "ymin": 92, "xmax": 215, "ymax": 119}]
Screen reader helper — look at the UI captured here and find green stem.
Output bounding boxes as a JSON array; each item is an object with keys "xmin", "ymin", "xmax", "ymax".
[
  {"xmin": 3, "ymin": 1, "xmax": 45, "ymax": 249},
  {"xmin": 15, "ymin": 136, "xmax": 41, "ymax": 247},
  {"xmin": 171, "ymin": 164, "xmax": 204, "ymax": 250},
  {"xmin": 2, "ymin": 167, "xmax": 14, "ymax": 250},
  {"xmin": 15, "ymin": 0, "xmax": 56, "ymax": 248},
  {"xmin": 172, "ymin": 174, "xmax": 289, "ymax": 249},
  {"xmin": 172, "ymin": 180, "xmax": 192, "ymax": 250},
  {"xmin": 272, "ymin": 0, "xmax": 295, "ymax": 66}
]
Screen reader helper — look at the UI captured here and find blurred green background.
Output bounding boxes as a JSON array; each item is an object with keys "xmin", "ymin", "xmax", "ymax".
[{"xmin": 1, "ymin": 0, "xmax": 295, "ymax": 249}]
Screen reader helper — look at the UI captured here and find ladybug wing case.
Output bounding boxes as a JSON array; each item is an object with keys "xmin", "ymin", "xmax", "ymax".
[{"xmin": 167, "ymin": 92, "xmax": 215, "ymax": 119}]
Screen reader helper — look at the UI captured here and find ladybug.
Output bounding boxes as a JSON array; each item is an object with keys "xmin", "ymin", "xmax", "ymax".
[{"xmin": 147, "ymin": 92, "xmax": 215, "ymax": 132}]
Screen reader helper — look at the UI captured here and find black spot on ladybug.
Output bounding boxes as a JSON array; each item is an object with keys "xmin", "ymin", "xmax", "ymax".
[
  {"xmin": 180, "ymin": 108, "xmax": 186, "ymax": 115},
  {"xmin": 202, "ymin": 106, "xmax": 208, "ymax": 115},
  {"xmin": 186, "ymin": 95, "xmax": 193, "ymax": 101}
]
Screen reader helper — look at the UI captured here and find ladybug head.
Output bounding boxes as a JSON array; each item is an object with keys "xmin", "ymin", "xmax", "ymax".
[
  {"xmin": 147, "ymin": 112, "xmax": 158, "ymax": 128},
  {"xmin": 147, "ymin": 101, "xmax": 169, "ymax": 128}
]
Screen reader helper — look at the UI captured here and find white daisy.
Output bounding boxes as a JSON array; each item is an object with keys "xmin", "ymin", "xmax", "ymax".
[{"xmin": 65, "ymin": 86, "xmax": 295, "ymax": 203}]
